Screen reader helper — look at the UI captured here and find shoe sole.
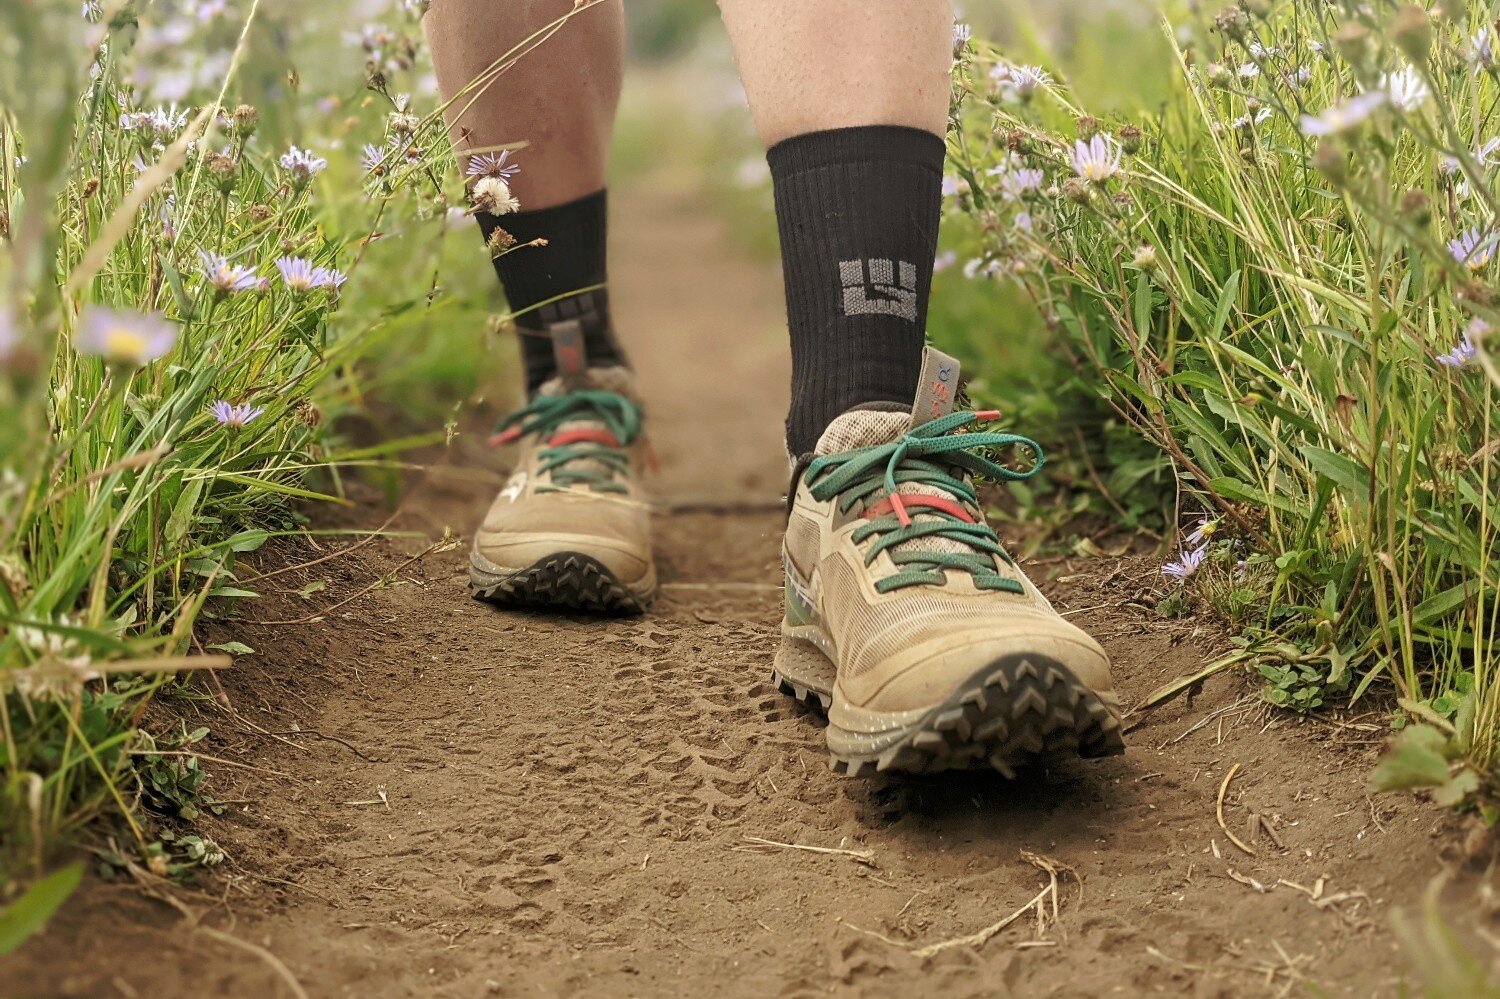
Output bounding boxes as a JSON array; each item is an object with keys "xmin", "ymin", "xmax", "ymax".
[
  {"xmin": 470, "ymin": 550, "xmax": 654, "ymax": 614},
  {"xmin": 775, "ymin": 638, "xmax": 1124, "ymax": 777}
]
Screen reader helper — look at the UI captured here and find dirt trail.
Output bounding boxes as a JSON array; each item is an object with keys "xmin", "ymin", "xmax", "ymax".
[{"xmin": 6, "ymin": 181, "xmax": 1488, "ymax": 999}]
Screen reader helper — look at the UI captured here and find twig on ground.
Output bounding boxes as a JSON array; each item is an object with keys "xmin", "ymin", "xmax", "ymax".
[
  {"xmin": 264, "ymin": 729, "xmax": 371, "ymax": 762},
  {"xmin": 1216, "ymin": 763, "xmax": 1258, "ymax": 857},
  {"xmin": 739, "ymin": 835, "xmax": 875, "ymax": 866},
  {"xmin": 911, "ymin": 884, "xmax": 1053, "ymax": 959},
  {"xmin": 241, "ymin": 540, "xmax": 455, "ymax": 625},
  {"xmin": 125, "ymin": 749, "xmax": 293, "ymax": 779}
]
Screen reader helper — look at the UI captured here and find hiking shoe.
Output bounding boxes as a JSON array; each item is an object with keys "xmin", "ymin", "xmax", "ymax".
[
  {"xmin": 470, "ymin": 363, "xmax": 656, "ymax": 613},
  {"xmin": 773, "ymin": 347, "xmax": 1124, "ymax": 776}
]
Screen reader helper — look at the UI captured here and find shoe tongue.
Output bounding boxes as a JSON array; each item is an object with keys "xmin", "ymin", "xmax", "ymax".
[
  {"xmin": 813, "ymin": 347, "xmax": 998, "ymax": 563},
  {"xmin": 813, "ymin": 405, "xmax": 911, "ymax": 456},
  {"xmin": 811, "ymin": 347, "xmax": 964, "ymax": 457}
]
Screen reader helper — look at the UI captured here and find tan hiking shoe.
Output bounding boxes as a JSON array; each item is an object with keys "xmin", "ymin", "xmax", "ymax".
[
  {"xmin": 470, "ymin": 362, "xmax": 656, "ymax": 613},
  {"xmin": 773, "ymin": 348, "xmax": 1124, "ymax": 775}
]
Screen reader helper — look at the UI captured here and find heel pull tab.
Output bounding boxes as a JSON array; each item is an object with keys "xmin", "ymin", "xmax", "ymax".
[
  {"xmin": 550, "ymin": 319, "xmax": 588, "ymax": 390},
  {"xmin": 911, "ymin": 345, "xmax": 962, "ymax": 426}
]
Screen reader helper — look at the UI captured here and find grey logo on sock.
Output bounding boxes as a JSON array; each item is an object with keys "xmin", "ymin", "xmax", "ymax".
[{"xmin": 839, "ymin": 258, "xmax": 917, "ymax": 322}]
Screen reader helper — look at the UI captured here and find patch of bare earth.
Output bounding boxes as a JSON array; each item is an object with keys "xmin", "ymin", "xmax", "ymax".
[{"xmin": 4, "ymin": 182, "xmax": 1493, "ymax": 999}]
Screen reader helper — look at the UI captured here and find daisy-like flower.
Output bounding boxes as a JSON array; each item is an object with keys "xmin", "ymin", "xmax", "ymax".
[
  {"xmin": 952, "ymin": 22, "xmax": 971, "ymax": 59},
  {"xmin": 1070, "ymin": 135, "xmax": 1121, "ymax": 183},
  {"xmin": 1448, "ymin": 226, "xmax": 1497, "ymax": 269},
  {"xmin": 198, "ymin": 249, "xmax": 261, "ymax": 293},
  {"xmin": 941, "ymin": 176, "xmax": 969, "ymax": 199},
  {"xmin": 1131, "ymin": 244, "xmax": 1157, "ymax": 268},
  {"xmin": 1183, "ymin": 517, "xmax": 1218, "ymax": 546},
  {"xmin": 992, "ymin": 165, "xmax": 1044, "ymax": 200},
  {"xmin": 279, "ymin": 145, "xmax": 328, "ymax": 181},
  {"xmin": 1237, "ymin": 62, "xmax": 1260, "ymax": 79},
  {"xmin": 1299, "ymin": 92, "xmax": 1386, "ymax": 136},
  {"xmin": 122, "ymin": 104, "xmax": 189, "ymax": 137},
  {"xmin": 991, "ymin": 63, "xmax": 1052, "ymax": 101},
  {"xmin": 360, "ymin": 143, "xmax": 390, "ymax": 175},
  {"xmin": 472, "ymin": 176, "xmax": 519, "ymax": 215},
  {"xmin": 1436, "ymin": 333, "xmax": 1477, "ymax": 367},
  {"xmin": 1378, "ymin": 67, "xmax": 1430, "ymax": 112},
  {"xmin": 464, "ymin": 149, "xmax": 520, "ymax": 181},
  {"xmin": 275, "ymin": 256, "xmax": 346, "ymax": 292},
  {"xmin": 933, "ymin": 250, "xmax": 958, "ymax": 273},
  {"xmin": 1470, "ymin": 27, "xmax": 1495, "ymax": 73},
  {"xmin": 1438, "ymin": 317, "xmax": 1490, "ymax": 367},
  {"xmin": 1247, "ymin": 42, "xmax": 1279, "ymax": 60},
  {"xmin": 1232, "ymin": 107, "xmax": 1273, "ymax": 130},
  {"xmin": 1442, "ymin": 137, "xmax": 1500, "ymax": 176},
  {"xmin": 77, "ymin": 308, "xmax": 178, "ymax": 367},
  {"xmin": 1290, "ymin": 66, "xmax": 1313, "ymax": 88},
  {"xmin": 1161, "ymin": 544, "xmax": 1208, "ymax": 581},
  {"xmin": 210, "ymin": 399, "xmax": 265, "ymax": 427}
]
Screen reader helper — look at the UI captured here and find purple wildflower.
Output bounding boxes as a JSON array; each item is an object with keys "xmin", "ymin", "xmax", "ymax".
[
  {"xmin": 198, "ymin": 249, "xmax": 261, "ymax": 294},
  {"xmin": 279, "ymin": 145, "xmax": 328, "ymax": 181},
  {"xmin": 1448, "ymin": 227, "xmax": 1497, "ymax": 270},
  {"xmin": 1183, "ymin": 518, "xmax": 1217, "ymax": 546},
  {"xmin": 275, "ymin": 257, "xmax": 346, "ymax": 292},
  {"xmin": 1299, "ymin": 92, "xmax": 1385, "ymax": 136},
  {"xmin": 993, "ymin": 165, "xmax": 1044, "ymax": 201},
  {"xmin": 1161, "ymin": 544, "xmax": 1208, "ymax": 582},
  {"xmin": 77, "ymin": 308, "xmax": 178, "ymax": 367},
  {"xmin": 1070, "ymin": 135, "xmax": 1121, "ymax": 183},
  {"xmin": 952, "ymin": 23, "xmax": 971, "ymax": 59},
  {"xmin": 210, "ymin": 400, "xmax": 264, "ymax": 428},
  {"xmin": 464, "ymin": 150, "xmax": 520, "ymax": 181},
  {"xmin": 1436, "ymin": 319, "xmax": 1488, "ymax": 367}
]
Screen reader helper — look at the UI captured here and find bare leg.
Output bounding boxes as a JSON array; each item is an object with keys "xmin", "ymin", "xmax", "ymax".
[
  {"xmin": 424, "ymin": 0, "xmax": 623, "ymax": 209},
  {"xmin": 717, "ymin": 0, "xmax": 952, "ymax": 147}
]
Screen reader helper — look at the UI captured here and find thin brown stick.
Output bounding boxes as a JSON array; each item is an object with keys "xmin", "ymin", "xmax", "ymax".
[
  {"xmin": 240, "ymin": 541, "xmax": 448, "ymax": 626},
  {"xmin": 911, "ymin": 885, "xmax": 1052, "ymax": 959},
  {"xmin": 1216, "ymin": 763, "xmax": 1258, "ymax": 857}
]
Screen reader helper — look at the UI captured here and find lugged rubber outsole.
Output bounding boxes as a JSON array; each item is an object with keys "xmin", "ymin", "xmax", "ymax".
[
  {"xmin": 775, "ymin": 647, "xmax": 1124, "ymax": 777},
  {"xmin": 470, "ymin": 550, "xmax": 652, "ymax": 614}
]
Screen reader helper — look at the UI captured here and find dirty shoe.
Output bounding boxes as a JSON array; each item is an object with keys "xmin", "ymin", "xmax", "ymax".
[
  {"xmin": 773, "ymin": 348, "xmax": 1124, "ymax": 775},
  {"xmin": 470, "ymin": 360, "xmax": 656, "ymax": 614}
]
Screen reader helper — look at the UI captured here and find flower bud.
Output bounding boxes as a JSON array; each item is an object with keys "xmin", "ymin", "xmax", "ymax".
[
  {"xmin": 1132, "ymin": 244, "xmax": 1158, "ymax": 268},
  {"xmin": 1332, "ymin": 22, "xmax": 1370, "ymax": 66},
  {"xmin": 1076, "ymin": 115, "xmax": 1102, "ymax": 140},
  {"xmin": 487, "ymin": 226, "xmax": 517, "ymax": 256},
  {"xmin": 1006, "ymin": 128, "xmax": 1030, "ymax": 154},
  {"xmin": 1205, "ymin": 62, "xmax": 1230, "ymax": 85},
  {"xmin": 1062, "ymin": 178, "xmax": 1093, "ymax": 205},
  {"xmin": 1118, "ymin": 125, "xmax": 1143, "ymax": 154},
  {"xmin": 1215, "ymin": 5, "xmax": 1250, "ymax": 41},
  {"xmin": 1400, "ymin": 188, "xmax": 1431, "ymax": 227},
  {"xmin": 231, "ymin": 104, "xmax": 259, "ymax": 138},
  {"xmin": 1311, "ymin": 141, "xmax": 1348, "ymax": 185},
  {"xmin": 1245, "ymin": 0, "xmax": 1272, "ymax": 18},
  {"xmin": 1392, "ymin": 5, "xmax": 1432, "ymax": 62}
]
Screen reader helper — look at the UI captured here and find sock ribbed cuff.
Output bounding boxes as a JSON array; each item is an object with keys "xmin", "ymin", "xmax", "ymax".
[
  {"xmin": 477, "ymin": 189, "xmax": 628, "ymax": 394},
  {"xmin": 767, "ymin": 125, "xmax": 947, "ymax": 456}
]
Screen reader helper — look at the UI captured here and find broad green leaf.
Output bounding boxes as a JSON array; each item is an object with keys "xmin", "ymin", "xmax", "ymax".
[{"xmin": 0, "ymin": 864, "xmax": 83, "ymax": 955}]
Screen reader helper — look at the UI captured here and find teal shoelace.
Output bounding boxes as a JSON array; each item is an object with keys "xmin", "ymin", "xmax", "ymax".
[
  {"xmin": 490, "ymin": 389, "xmax": 643, "ymax": 494},
  {"xmin": 804, "ymin": 410, "xmax": 1044, "ymax": 593}
]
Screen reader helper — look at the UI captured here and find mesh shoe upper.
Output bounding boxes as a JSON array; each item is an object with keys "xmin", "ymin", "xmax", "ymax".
[
  {"xmin": 474, "ymin": 366, "xmax": 653, "ymax": 584},
  {"xmin": 784, "ymin": 404, "xmax": 1118, "ymax": 713}
]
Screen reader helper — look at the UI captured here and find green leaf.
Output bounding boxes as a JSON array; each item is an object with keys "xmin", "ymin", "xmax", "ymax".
[
  {"xmin": 225, "ymin": 530, "xmax": 270, "ymax": 553},
  {"xmin": 207, "ymin": 641, "xmax": 255, "ymax": 656},
  {"xmin": 1298, "ymin": 445, "xmax": 1370, "ymax": 496},
  {"xmin": 1371, "ymin": 724, "xmax": 1451, "ymax": 792},
  {"xmin": 166, "ymin": 475, "xmax": 205, "ymax": 546},
  {"xmin": 0, "ymin": 864, "xmax": 83, "ymax": 955}
]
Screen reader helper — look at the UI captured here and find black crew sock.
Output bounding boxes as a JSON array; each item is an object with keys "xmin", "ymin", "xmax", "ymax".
[
  {"xmin": 476, "ymin": 189, "xmax": 629, "ymax": 395},
  {"xmin": 767, "ymin": 125, "xmax": 945, "ymax": 457}
]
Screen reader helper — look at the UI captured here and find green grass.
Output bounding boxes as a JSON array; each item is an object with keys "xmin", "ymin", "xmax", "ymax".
[
  {"xmin": 0, "ymin": 0, "xmax": 502, "ymax": 886},
  {"xmin": 950, "ymin": 0, "xmax": 1500, "ymax": 810}
]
